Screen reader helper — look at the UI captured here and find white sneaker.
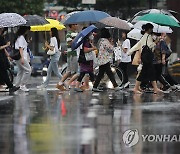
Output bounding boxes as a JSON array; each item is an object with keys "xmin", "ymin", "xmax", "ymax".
[
  {"xmin": 114, "ymin": 86, "xmax": 122, "ymax": 91},
  {"xmin": 20, "ymin": 85, "xmax": 29, "ymax": 92}
]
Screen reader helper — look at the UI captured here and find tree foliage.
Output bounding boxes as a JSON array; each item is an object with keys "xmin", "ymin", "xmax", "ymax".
[{"xmin": 0, "ymin": 0, "xmax": 45, "ymax": 15}]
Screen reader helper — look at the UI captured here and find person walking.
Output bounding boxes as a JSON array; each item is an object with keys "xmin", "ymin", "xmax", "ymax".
[
  {"xmin": 92, "ymin": 28, "xmax": 121, "ymax": 92},
  {"xmin": 37, "ymin": 28, "xmax": 62, "ymax": 88},
  {"xmin": 74, "ymin": 33, "xmax": 96, "ymax": 92},
  {"xmin": 56, "ymin": 24, "xmax": 79, "ymax": 91},
  {"xmin": 118, "ymin": 31, "xmax": 131, "ymax": 89},
  {"xmin": 128, "ymin": 23, "xmax": 163, "ymax": 94},
  {"xmin": 0, "ymin": 28, "xmax": 19, "ymax": 94},
  {"xmin": 14, "ymin": 26, "xmax": 32, "ymax": 92}
]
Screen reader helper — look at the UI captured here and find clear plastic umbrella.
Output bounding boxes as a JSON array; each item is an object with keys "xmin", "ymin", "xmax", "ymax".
[{"xmin": 0, "ymin": 13, "xmax": 26, "ymax": 28}]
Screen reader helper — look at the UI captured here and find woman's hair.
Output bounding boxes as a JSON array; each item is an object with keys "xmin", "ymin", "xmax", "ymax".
[
  {"xmin": 100, "ymin": 28, "xmax": 111, "ymax": 39},
  {"xmin": 15, "ymin": 26, "xmax": 30, "ymax": 41},
  {"xmin": 51, "ymin": 27, "xmax": 60, "ymax": 48},
  {"xmin": 141, "ymin": 23, "xmax": 154, "ymax": 35}
]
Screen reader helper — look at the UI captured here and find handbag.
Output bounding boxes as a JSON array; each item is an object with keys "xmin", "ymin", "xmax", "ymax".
[
  {"xmin": 141, "ymin": 35, "xmax": 154, "ymax": 64},
  {"xmin": 10, "ymin": 48, "xmax": 21, "ymax": 60},
  {"xmin": 47, "ymin": 48, "xmax": 56, "ymax": 55},
  {"xmin": 78, "ymin": 49, "xmax": 90, "ymax": 64},
  {"xmin": 85, "ymin": 51, "xmax": 94, "ymax": 61}
]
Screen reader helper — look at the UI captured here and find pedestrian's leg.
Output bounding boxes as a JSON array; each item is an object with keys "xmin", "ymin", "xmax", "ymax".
[
  {"xmin": 93, "ymin": 65, "xmax": 106, "ymax": 89},
  {"xmin": 43, "ymin": 61, "xmax": 53, "ymax": 86},
  {"xmin": 133, "ymin": 80, "xmax": 142, "ymax": 94},
  {"xmin": 15, "ymin": 61, "xmax": 24, "ymax": 87},
  {"xmin": 105, "ymin": 63, "xmax": 118, "ymax": 88},
  {"xmin": 67, "ymin": 73, "xmax": 79, "ymax": 87},
  {"xmin": 0, "ymin": 69, "xmax": 13, "ymax": 88},
  {"xmin": 119, "ymin": 62, "xmax": 128, "ymax": 84},
  {"xmin": 51, "ymin": 62, "xmax": 62, "ymax": 79},
  {"xmin": 20, "ymin": 60, "xmax": 32, "ymax": 86},
  {"xmin": 151, "ymin": 81, "xmax": 163, "ymax": 94}
]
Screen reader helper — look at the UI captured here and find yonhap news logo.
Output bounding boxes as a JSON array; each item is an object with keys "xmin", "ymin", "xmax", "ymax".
[
  {"xmin": 123, "ymin": 129, "xmax": 180, "ymax": 147},
  {"xmin": 123, "ymin": 129, "xmax": 139, "ymax": 147}
]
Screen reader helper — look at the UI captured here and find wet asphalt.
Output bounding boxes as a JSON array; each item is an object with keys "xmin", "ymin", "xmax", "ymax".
[{"xmin": 0, "ymin": 77, "xmax": 180, "ymax": 154}]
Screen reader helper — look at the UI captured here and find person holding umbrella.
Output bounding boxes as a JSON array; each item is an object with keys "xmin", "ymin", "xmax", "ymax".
[
  {"xmin": 0, "ymin": 28, "xmax": 20, "ymax": 94},
  {"xmin": 37, "ymin": 27, "xmax": 62, "ymax": 88},
  {"xmin": 14, "ymin": 26, "xmax": 32, "ymax": 92},
  {"xmin": 128, "ymin": 23, "xmax": 163, "ymax": 94},
  {"xmin": 74, "ymin": 32, "xmax": 96, "ymax": 92}
]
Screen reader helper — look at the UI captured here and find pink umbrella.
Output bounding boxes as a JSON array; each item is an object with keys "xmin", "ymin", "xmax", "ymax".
[{"xmin": 99, "ymin": 17, "xmax": 131, "ymax": 30}]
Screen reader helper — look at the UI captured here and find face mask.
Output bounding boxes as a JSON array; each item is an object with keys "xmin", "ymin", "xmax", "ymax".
[{"xmin": 89, "ymin": 35, "xmax": 94, "ymax": 40}]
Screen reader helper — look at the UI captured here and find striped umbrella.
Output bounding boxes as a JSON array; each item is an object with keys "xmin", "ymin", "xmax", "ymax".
[{"xmin": 0, "ymin": 13, "xmax": 26, "ymax": 28}]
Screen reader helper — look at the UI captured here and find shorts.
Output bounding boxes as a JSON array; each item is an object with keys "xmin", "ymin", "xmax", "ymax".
[{"xmin": 66, "ymin": 55, "xmax": 78, "ymax": 75}]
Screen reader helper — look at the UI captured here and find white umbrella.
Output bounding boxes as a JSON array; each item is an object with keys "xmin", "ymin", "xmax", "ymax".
[
  {"xmin": 133, "ymin": 21, "xmax": 173, "ymax": 33},
  {"xmin": 127, "ymin": 28, "xmax": 142, "ymax": 40},
  {"xmin": 129, "ymin": 9, "xmax": 179, "ymax": 24},
  {"xmin": 0, "ymin": 13, "xmax": 26, "ymax": 27}
]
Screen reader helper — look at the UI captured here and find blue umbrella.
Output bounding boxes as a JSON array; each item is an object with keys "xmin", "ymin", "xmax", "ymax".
[
  {"xmin": 64, "ymin": 10, "xmax": 110, "ymax": 25},
  {"xmin": 71, "ymin": 25, "xmax": 97, "ymax": 50}
]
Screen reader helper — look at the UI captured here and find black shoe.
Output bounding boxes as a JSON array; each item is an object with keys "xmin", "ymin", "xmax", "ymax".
[{"xmin": 9, "ymin": 86, "xmax": 20, "ymax": 94}]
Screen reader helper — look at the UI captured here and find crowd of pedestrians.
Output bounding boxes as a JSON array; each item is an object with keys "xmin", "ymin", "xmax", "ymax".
[{"xmin": 0, "ymin": 21, "xmax": 179, "ymax": 95}]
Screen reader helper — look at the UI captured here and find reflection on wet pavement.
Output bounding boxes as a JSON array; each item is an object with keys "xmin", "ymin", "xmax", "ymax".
[{"xmin": 0, "ymin": 82, "xmax": 180, "ymax": 154}]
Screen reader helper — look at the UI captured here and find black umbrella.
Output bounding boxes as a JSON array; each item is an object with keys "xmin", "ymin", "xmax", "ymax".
[{"xmin": 23, "ymin": 15, "xmax": 49, "ymax": 26}]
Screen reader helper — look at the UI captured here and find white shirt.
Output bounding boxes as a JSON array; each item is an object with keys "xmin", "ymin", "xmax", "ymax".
[
  {"xmin": 50, "ymin": 37, "xmax": 59, "ymax": 53},
  {"xmin": 15, "ymin": 35, "xmax": 28, "ymax": 60},
  {"xmin": 121, "ymin": 39, "xmax": 131, "ymax": 62}
]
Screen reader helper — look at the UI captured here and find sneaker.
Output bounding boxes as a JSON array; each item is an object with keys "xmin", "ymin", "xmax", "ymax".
[
  {"xmin": 123, "ymin": 81, "xmax": 130, "ymax": 88},
  {"xmin": 9, "ymin": 86, "xmax": 20, "ymax": 94},
  {"xmin": 74, "ymin": 87, "xmax": 83, "ymax": 92},
  {"xmin": 37, "ymin": 84, "xmax": 47, "ymax": 89},
  {"xmin": 56, "ymin": 84, "xmax": 66, "ymax": 91},
  {"xmin": 118, "ymin": 85, "xmax": 124, "ymax": 90},
  {"xmin": 20, "ymin": 85, "xmax": 29, "ymax": 92},
  {"xmin": 92, "ymin": 88, "xmax": 103, "ymax": 92}
]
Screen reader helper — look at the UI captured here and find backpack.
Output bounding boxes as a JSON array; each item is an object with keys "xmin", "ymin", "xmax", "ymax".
[{"xmin": 141, "ymin": 35, "xmax": 154, "ymax": 64}]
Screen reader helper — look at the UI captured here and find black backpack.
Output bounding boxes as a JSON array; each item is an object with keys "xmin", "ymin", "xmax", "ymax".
[{"xmin": 141, "ymin": 35, "xmax": 154, "ymax": 64}]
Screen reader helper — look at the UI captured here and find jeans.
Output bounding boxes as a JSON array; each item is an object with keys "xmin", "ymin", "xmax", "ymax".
[
  {"xmin": 15, "ymin": 59, "xmax": 32, "ymax": 87},
  {"xmin": 43, "ymin": 61, "xmax": 62, "ymax": 86}
]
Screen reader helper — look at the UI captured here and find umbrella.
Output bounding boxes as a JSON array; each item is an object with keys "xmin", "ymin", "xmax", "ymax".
[
  {"xmin": 61, "ymin": 11, "xmax": 80, "ymax": 24},
  {"xmin": 71, "ymin": 25, "xmax": 97, "ymax": 50},
  {"xmin": 30, "ymin": 19, "xmax": 65, "ymax": 31},
  {"xmin": 64, "ymin": 10, "xmax": 111, "ymax": 25},
  {"xmin": 129, "ymin": 9, "xmax": 179, "ymax": 24},
  {"xmin": 0, "ymin": 13, "xmax": 27, "ymax": 27},
  {"xmin": 138, "ymin": 13, "xmax": 180, "ymax": 27},
  {"xmin": 127, "ymin": 28, "xmax": 142, "ymax": 40},
  {"xmin": 133, "ymin": 21, "xmax": 173, "ymax": 33},
  {"xmin": 99, "ymin": 17, "xmax": 131, "ymax": 30},
  {"xmin": 23, "ymin": 15, "xmax": 49, "ymax": 26}
]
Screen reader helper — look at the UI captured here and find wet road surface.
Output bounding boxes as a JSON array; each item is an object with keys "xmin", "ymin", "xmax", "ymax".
[{"xmin": 0, "ymin": 77, "xmax": 180, "ymax": 154}]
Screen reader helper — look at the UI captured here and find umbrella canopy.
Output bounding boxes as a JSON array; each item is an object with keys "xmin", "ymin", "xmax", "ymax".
[
  {"xmin": 61, "ymin": 11, "xmax": 80, "ymax": 24},
  {"xmin": 99, "ymin": 17, "xmax": 131, "ymax": 30},
  {"xmin": 0, "ymin": 13, "xmax": 27, "ymax": 28},
  {"xmin": 133, "ymin": 21, "xmax": 173, "ymax": 33},
  {"xmin": 71, "ymin": 25, "xmax": 97, "ymax": 50},
  {"xmin": 138, "ymin": 13, "xmax": 180, "ymax": 27},
  {"xmin": 64, "ymin": 10, "xmax": 111, "ymax": 25},
  {"xmin": 30, "ymin": 19, "xmax": 65, "ymax": 31},
  {"xmin": 129, "ymin": 9, "xmax": 179, "ymax": 24},
  {"xmin": 127, "ymin": 28, "xmax": 142, "ymax": 41},
  {"xmin": 24, "ymin": 15, "xmax": 49, "ymax": 26}
]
